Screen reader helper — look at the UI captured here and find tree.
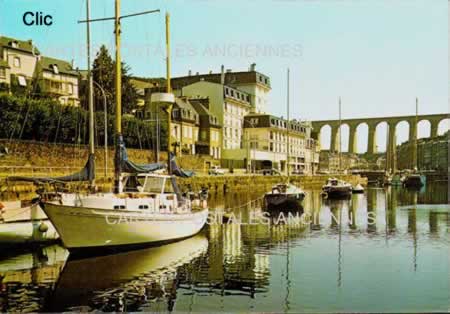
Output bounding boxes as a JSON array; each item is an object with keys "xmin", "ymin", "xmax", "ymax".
[{"xmin": 91, "ymin": 45, "xmax": 138, "ymax": 114}]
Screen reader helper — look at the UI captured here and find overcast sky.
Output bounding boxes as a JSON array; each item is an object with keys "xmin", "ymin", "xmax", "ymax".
[{"xmin": 1, "ymin": 0, "xmax": 448, "ymax": 152}]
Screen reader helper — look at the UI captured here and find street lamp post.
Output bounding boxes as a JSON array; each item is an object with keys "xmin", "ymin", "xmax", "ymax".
[{"xmin": 244, "ymin": 119, "xmax": 257, "ymax": 173}]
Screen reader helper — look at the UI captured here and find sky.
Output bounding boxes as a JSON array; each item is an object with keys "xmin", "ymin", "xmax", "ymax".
[{"xmin": 1, "ymin": 0, "xmax": 448, "ymax": 152}]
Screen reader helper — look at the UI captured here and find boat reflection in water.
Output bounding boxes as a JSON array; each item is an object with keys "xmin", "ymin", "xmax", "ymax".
[
  {"xmin": 0, "ymin": 245, "xmax": 68, "ymax": 312},
  {"xmin": 47, "ymin": 235, "xmax": 208, "ymax": 312}
]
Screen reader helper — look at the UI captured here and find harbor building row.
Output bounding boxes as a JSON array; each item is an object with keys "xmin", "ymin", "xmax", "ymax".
[
  {"xmin": 143, "ymin": 64, "xmax": 320, "ymax": 173},
  {"xmin": 0, "ymin": 35, "xmax": 320, "ymax": 173}
]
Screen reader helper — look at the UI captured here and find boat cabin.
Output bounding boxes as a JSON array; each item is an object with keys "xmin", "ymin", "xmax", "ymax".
[{"xmin": 122, "ymin": 173, "xmax": 178, "ymax": 195}]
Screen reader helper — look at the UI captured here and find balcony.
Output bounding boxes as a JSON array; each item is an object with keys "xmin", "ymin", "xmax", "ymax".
[{"xmin": 39, "ymin": 79, "xmax": 72, "ymax": 96}]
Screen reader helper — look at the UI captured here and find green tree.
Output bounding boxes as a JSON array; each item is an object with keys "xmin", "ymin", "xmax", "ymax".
[{"xmin": 91, "ymin": 45, "xmax": 138, "ymax": 115}]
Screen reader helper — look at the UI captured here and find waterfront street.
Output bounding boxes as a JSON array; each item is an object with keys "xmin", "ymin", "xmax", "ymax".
[{"xmin": 0, "ymin": 183, "xmax": 448, "ymax": 312}]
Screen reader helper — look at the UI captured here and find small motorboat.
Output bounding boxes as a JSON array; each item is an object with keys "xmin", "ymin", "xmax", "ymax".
[
  {"xmin": 403, "ymin": 173, "xmax": 425, "ymax": 189},
  {"xmin": 264, "ymin": 183, "xmax": 305, "ymax": 210},
  {"xmin": 351, "ymin": 184, "xmax": 365, "ymax": 194},
  {"xmin": 322, "ymin": 178, "xmax": 352, "ymax": 199}
]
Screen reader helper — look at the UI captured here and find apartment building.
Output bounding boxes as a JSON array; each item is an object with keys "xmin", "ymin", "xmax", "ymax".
[
  {"xmin": 232, "ymin": 113, "xmax": 320, "ymax": 174},
  {"xmin": 0, "ymin": 35, "xmax": 80, "ymax": 105},
  {"xmin": 180, "ymin": 81, "xmax": 252, "ymax": 165},
  {"xmin": 171, "ymin": 64, "xmax": 271, "ymax": 113}
]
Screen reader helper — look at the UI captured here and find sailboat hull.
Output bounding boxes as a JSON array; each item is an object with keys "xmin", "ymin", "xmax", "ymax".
[{"xmin": 42, "ymin": 202, "xmax": 208, "ymax": 251}]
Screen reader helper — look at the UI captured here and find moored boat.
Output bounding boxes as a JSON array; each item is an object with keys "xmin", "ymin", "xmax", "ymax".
[
  {"xmin": 41, "ymin": 173, "xmax": 208, "ymax": 252},
  {"xmin": 402, "ymin": 173, "xmax": 425, "ymax": 188},
  {"xmin": 351, "ymin": 183, "xmax": 364, "ymax": 194},
  {"xmin": 264, "ymin": 183, "xmax": 305, "ymax": 210},
  {"xmin": 263, "ymin": 69, "xmax": 305, "ymax": 212},
  {"xmin": 0, "ymin": 201, "xmax": 58, "ymax": 244},
  {"xmin": 322, "ymin": 178, "xmax": 352, "ymax": 198},
  {"xmin": 39, "ymin": 3, "xmax": 209, "ymax": 253}
]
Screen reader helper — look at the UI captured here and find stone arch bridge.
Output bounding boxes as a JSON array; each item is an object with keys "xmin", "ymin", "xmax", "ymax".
[{"xmin": 312, "ymin": 113, "xmax": 449, "ymax": 155}]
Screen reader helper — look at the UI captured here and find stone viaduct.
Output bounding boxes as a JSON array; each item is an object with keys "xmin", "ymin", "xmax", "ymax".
[{"xmin": 312, "ymin": 113, "xmax": 449, "ymax": 168}]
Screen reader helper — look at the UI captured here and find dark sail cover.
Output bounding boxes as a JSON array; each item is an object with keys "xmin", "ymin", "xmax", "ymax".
[
  {"xmin": 55, "ymin": 153, "xmax": 95, "ymax": 182},
  {"xmin": 8, "ymin": 154, "xmax": 95, "ymax": 184},
  {"xmin": 118, "ymin": 137, "xmax": 166, "ymax": 174},
  {"xmin": 169, "ymin": 152, "xmax": 195, "ymax": 177}
]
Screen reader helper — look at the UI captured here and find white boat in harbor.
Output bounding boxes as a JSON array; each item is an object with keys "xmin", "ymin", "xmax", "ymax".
[
  {"xmin": 0, "ymin": 201, "xmax": 58, "ymax": 244},
  {"xmin": 42, "ymin": 173, "xmax": 208, "ymax": 251},
  {"xmin": 264, "ymin": 183, "xmax": 305, "ymax": 209},
  {"xmin": 322, "ymin": 178, "xmax": 352, "ymax": 198},
  {"xmin": 38, "ymin": 1, "xmax": 209, "ymax": 252},
  {"xmin": 352, "ymin": 183, "xmax": 365, "ymax": 194}
]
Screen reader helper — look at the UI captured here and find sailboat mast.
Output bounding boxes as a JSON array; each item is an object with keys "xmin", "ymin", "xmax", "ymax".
[
  {"xmin": 286, "ymin": 68, "xmax": 290, "ymax": 180},
  {"xmin": 411, "ymin": 97, "xmax": 419, "ymax": 170},
  {"xmin": 338, "ymin": 97, "xmax": 342, "ymax": 172},
  {"xmin": 114, "ymin": 0, "xmax": 122, "ymax": 193},
  {"xmin": 166, "ymin": 12, "xmax": 173, "ymax": 172},
  {"xmin": 86, "ymin": 0, "xmax": 95, "ymax": 188}
]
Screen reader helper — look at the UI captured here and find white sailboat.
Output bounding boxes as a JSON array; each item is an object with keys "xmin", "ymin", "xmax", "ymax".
[{"xmin": 40, "ymin": 1, "xmax": 208, "ymax": 252}]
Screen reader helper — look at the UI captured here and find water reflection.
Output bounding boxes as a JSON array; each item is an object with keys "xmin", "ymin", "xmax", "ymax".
[
  {"xmin": 0, "ymin": 245, "xmax": 67, "ymax": 312},
  {"xmin": 47, "ymin": 235, "xmax": 208, "ymax": 312},
  {"xmin": 0, "ymin": 182, "xmax": 448, "ymax": 312}
]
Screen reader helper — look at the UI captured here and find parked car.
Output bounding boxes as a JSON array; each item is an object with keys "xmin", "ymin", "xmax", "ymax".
[
  {"xmin": 208, "ymin": 165, "xmax": 225, "ymax": 175},
  {"xmin": 258, "ymin": 168, "xmax": 281, "ymax": 176}
]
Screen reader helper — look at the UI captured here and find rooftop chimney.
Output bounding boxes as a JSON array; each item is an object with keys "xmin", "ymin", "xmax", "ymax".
[
  {"xmin": 250, "ymin": 63, "xmax": 256, "ymax": 71},
  {"xmin": 188, "ymin": 69, "xmax": 192, "ymax": 76},
  {"xmin": 220, "ymin": 65, "xmax": 225, "ymax": 85}
]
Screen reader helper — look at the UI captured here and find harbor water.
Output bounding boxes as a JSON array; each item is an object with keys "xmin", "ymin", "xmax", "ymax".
[{"xmin": 0, "ymin": 183, "xmax": 448, "ymax": 312}]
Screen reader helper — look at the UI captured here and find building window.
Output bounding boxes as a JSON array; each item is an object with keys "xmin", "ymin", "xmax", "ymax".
[
  {"xmin": 17, "ymin": 75, "xmax": 27, "ymax": 87},
  {"xmin": 51, "ymin": 64, "xmax": 59, "ymax": 74},
  {"xmin": 50, "ymin": 81, "xmax": 61, "ymax": 90},
  {"xmin": 67, "ymin": 83, "xmax": 73, "ymax": 94},
  {"xmin": 13, "ymin": 57, "xmax": 20, "ymax": 68},
  {"xmin": 0, "ymin": 68, "xmax": 5, "ymax": 78}
]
